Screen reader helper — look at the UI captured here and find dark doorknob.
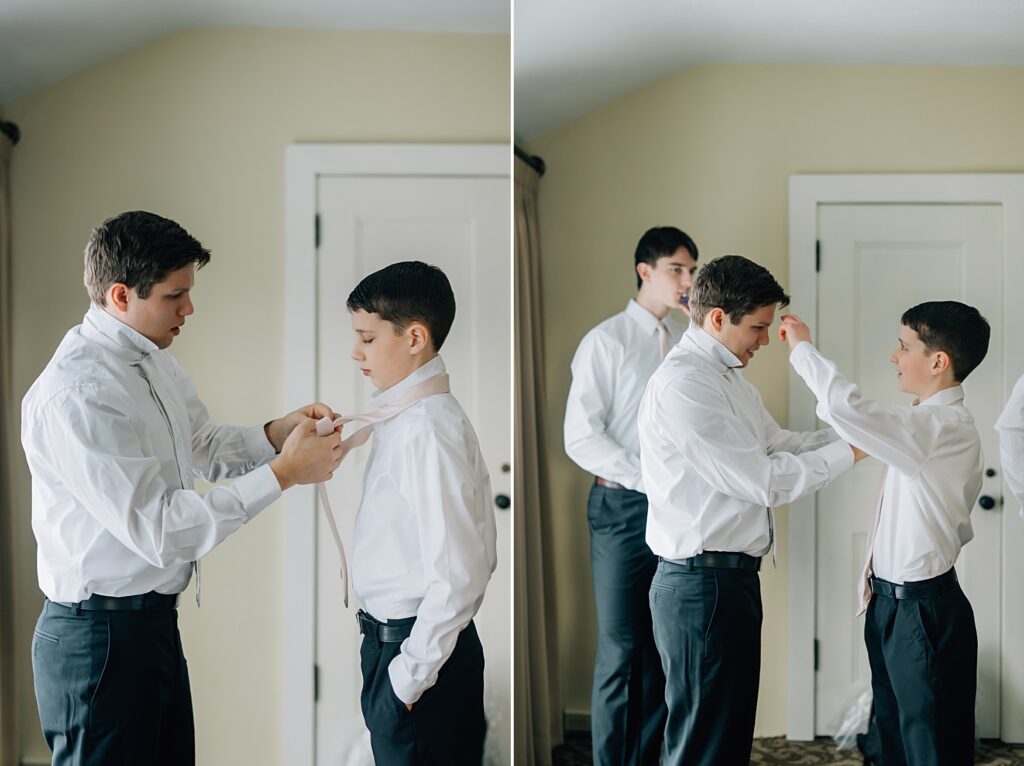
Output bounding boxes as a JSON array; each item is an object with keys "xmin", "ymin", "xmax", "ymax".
[
  {"xmin": 978, "ymin": 495, "xmax": 997, "ymax": 511},
  {"xmin": 494, "ymin": 494, "xmax": 511, "ymax": 510}
]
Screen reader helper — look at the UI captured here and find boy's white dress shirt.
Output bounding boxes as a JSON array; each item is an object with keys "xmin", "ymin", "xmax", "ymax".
[
  {"xmin": 996, "ymin": 373, "xmax": 1024, "ymax": 515},
  {"xmin": 21, "ymin": 305, "xmax": 281, "ymax": 603},
  {"xmin": 640, "ymin": 326, "xmax": 853, "ymax": 560},
  {"xmin": 565, "ymin": 300, "xmax": 683, "ymax": 491},
  {"xmin": 352, "ymin": 355, "xmax": 497, "ymax": 705},
  {"xmin": 790, "ymin": 341, "xmax": 983, "ymax": 583}
]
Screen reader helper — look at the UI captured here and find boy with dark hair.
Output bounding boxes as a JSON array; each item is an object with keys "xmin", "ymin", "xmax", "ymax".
[
  {"xmin": 344, "ymin": 261, "xmax": 497, "ymax": 765},
  {"xmin": 23, "ymin": 211, "xmax": 341, "ymax": 765},
  {"xmin": 639, "ymin": 255, "xmax": 861, "ymax": 765},
  {"xmin": 780, "ymin": 300, "xmax": 990, "ymax": 766},
  {"xmin": 564, "ymin": 226, "xmax": 697, "ymax": 766}
]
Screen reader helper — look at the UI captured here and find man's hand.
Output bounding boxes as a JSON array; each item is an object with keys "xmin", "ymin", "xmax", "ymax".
[
  {"xmin": 265, "ymin": 402, "xmax": 339, "ymax": 453},
  {"xmin": 269, "ymin": 419, "xmax": 342, "ymax": 491},
  {"xmin": 778, "ymin": 314, "xmax": 813, "ymax": 350},
  {"xmin": 851, "ymin": 444, "xmax": 870, "ymax": 463}
]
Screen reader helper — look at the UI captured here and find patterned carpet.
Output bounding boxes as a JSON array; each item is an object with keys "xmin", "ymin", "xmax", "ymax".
[{"xmin": 552, "ymin": 732, "xmax": 1024, "ymax": 765}]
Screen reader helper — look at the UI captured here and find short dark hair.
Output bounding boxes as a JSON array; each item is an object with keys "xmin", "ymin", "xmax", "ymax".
[
  {"xmin": 634, "ymin": 226, "xmax": 698, "ymax": 289},
  {"xmin": 346, "ymin": 261, "xmax": 456, "ymax": 351},
  {"xmin": 84, "ymin": 211, "xmax": 210, "ymax": 305},
  {"xmin": 688, "ymin": 255, "xmax": 790, "ymax": 327},
  {"xmin": 900, "ymin": 301, "xmax": 990, "ymax": 382}
]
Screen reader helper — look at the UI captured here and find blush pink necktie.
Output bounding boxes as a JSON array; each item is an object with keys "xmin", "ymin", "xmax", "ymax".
[
  {"xmin": 657, "ymin": 321, "xmax": 672, "ymax": 360},
  {"xmin": 313, "ymin": 373, "xmax": 450, "ymax": 608},
  {"xmin": 857, "ymin": 465, "xmax": 889, "ymax": 616}
]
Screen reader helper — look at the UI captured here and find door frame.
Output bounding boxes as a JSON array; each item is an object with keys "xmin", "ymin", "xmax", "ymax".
[
  {"xmin": 787, "ymin": 174, "xmax": 1024, "ymax": 742},
  {"xmin": 281, "ymin": 144, "xmax": 509, "ymax": 765}
]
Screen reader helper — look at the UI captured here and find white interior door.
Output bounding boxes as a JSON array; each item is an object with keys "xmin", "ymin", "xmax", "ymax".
[
  {"xmin": 313, "ymin": 174, "xmax": 511, "ymax": 765},
  {"xmin": 814, "ymin": 204, "xmax": 1006, "ymax": 737}
]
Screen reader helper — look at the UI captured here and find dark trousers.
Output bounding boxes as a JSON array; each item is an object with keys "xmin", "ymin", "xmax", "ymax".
[
  {"xmin": 32, "ymin": 599, "xmax": 194, "ymax": 766},
  {"xmin": 649, "ymin": 560, "xmax": 762, "ymax": 766},
  {"xmin": 587, "ymin": 484, "xmax": 666, "ymax": 766},
  {"xmin": 359, "ymin": 617, "xmax": 486, "ymax": 765},
  {"xmin": 864, "ymin": 570, "xmax": 977, "ymax": 766}
]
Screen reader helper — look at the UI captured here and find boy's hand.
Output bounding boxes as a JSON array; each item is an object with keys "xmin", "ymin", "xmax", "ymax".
[
  {"xmin": 778, "ymin": 314, "xmax": 813, "ymax": 350},
  {"xmin": 265, "ymin": 402, "xmax": 340, "ymax": 452},
  {"xmin": 270, "ymin": 419, "xmax": 342, "ymax": 490}
]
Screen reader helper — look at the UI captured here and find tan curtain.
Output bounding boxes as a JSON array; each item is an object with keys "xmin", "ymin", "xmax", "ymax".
[
  {"xmin": 0, "ymin": 131, "xmax": 15, "ymax": 766},
  {"xmin": 513, "ymin": 155, "xmax": 562, "ymax": 766}
]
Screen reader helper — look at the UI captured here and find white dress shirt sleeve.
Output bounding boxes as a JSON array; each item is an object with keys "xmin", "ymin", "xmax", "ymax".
[
  {"xmin": 656, "ymin": 371, "xmax": 854, "ymax": 507},
  {"xmin": 761, "ymin": 404, "xmax": 839, "ymax": 455},
  {"xmin": 388, "ymin": 424, "xmax": 495, "ymax": 705},
  {"xmin": 564, "ymin": 332, "xmax": 643, "ymax": 490},
  {"xmin": 997, "ymin": 374, "xmax": 1024, "ymax": 514},
  {"xmin": 35, "ymin": 386, "xmax": 282, "ymax": 569},
  {"xmin": 790, "ymin": 342, "xmax": 941, "ymax": 476},
  {"xmin": 170, "ymin": 360, "xmax": 277, "ymax": 481}
]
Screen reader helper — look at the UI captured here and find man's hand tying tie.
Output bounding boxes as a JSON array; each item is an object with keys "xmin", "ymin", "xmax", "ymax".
[{"xmin": 264, "ymin": 402, "xmax": 340, "ymax": 452}]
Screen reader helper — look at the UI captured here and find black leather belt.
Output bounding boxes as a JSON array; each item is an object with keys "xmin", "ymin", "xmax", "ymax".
[
  {"xmin": 870, "ymin": 568, "xmax": 958, "ymax": 600},
  {"xmin": 357, "ymin": 610, "xmax": 415, "ymax": 643},
  {"xmin": 54, "ymin": 592, "xmax": 180, "ymax": 612},
  {"xmin": 665, "ymin": 552, "xmax": 762, "ymax": 572}
]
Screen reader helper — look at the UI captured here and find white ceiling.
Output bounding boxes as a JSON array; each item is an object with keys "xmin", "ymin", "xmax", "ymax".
[
  {"xmin": 0, "ymin": 0, "xmax": 509, "ymax": 105},
  {"xmin": 515, "ymin": 0, "xmax": 1024, "ymax": 140}
]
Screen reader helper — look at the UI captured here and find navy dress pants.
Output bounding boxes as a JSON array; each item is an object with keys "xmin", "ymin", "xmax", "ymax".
[
  {"xmin": 588, "ymin": 484, "xmax": 666, "ymax": 766},
  {"xmin": 864, "ymin": 570, "xmax": 977, "ymax": 766},
  {"xmin": 649, "ymin": 560, "xmax": 762, "ymax": 766},
  {"xmin": 32, "ymin": 599, "xmax": 194, "ymax": 766},
  {"xmin": 360, "ymin": 617, "xmax": 486, "ymax": 765}
]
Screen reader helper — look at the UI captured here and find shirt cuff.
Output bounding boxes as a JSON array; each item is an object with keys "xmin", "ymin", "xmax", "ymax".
[
  {"xmin": 387, "ymin": 647, "xmax": 427, "ymax": 705},
  {"xmin": 818, "ymin": 439, "xmax": 855, "ymax": 477},
  {"xmin": 243, "ymin": 425, "xmax": 278, "ymax": 462},
  {"xmin": 234, "ymin": 464, "xmax": 283, "ymax": 521},
  {"xmin": 789, "ymin": 340, "xmax": 817, "ymax": 368}
]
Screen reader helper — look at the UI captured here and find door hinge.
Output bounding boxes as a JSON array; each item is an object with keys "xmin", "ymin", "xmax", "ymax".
[
  {"xmin": 815, "ymin": 240, "xmax": 821, "ymax": 272},
  {"xmin": 814, "ymin": 639, "xmax": 819, "ymax": 671},
  {"xmin": 314, "ymin": 663, "xmax": 320, "ymax": 702},
  {"xmin": 314, "ymin": 213, "xmax": 321, "ymax": 249}
]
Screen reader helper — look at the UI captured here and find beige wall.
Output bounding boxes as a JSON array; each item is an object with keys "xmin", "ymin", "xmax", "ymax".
[
  {"xmin": 5, "ymin": 27, "xmax": 508, "ymax": 764},
  {"xmin": 526, "ymin": 63, "xmax": 1024, "ymax": 736}
]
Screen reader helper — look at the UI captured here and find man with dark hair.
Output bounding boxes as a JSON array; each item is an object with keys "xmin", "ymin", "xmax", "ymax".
[
  {"xmin": 22, "ymin": 211, "xmax": 342, "ymax": 766},
  {"xmin": 565, "ymin": 226, "xmax": 696, "ymax": 765},
  {"xmin": 344, "ymin": 261, "xmax": 496, "ymax": 765},
  {"xmin": 639, "ymin": 255, "xmax": 862, "ymax": 765},
  {"xmin": 780, "ymin": 300, "xmax": 990, "ymax": 765}
]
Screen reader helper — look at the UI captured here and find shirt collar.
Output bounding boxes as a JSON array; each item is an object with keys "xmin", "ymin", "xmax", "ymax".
[
  {"xmin": 80, "ymin": 304, "xmax": 159, "ymax": 363},
  {"xmin": 918, "ymin": 385, "xmax": 965, "ymax": 408},
  {"xmin": 680, "ymin": 325, "xmax": 743, "ymax": 371},
  {"xmin": 625, "ymin": 299, "xmax": 665, "ymax": 335},
  {"xmin": 372, "ymin": 354, "xmax": 447, "ymax": 405}
]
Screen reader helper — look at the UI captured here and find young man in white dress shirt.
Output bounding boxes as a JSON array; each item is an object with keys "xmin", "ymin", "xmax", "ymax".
[
  {"xmin": 21, "ymin": 211, "xmax": 342, "ymax": 766},
  {"xmin": 780, "ymin": 302, "xmax": 990, "ymax": 766},
  {"xmin": 346, "ymin": 261, "xmax": 497, "ymax": 765},
  {"xmin": 639, "ymin": 255, "xmax": 862, "ymax": 766},
  {"xmin": 997, "ymin": 374, "xmax": 1024, "ymax": 514},
  {"xmin": 565, "ymin": 226, "xmax": 697, "ymax": 766}
]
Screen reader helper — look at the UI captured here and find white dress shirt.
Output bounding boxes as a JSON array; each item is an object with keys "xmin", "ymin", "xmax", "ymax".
[
  {"xmin": 997, "ymin": 374, "xmax": 1024, "ymax": 516},
  {"xmin": 639, "ymin": 326, "xmax": 853, "ymax": 559},
  {"xmin": 352, "ymin": 355, "xmax": 497, "ymax": 705},
  {"xmin": 21, "ymin": 305, "xmax": 281, "ymax": 603},
  {"xmin": 790, "ymin": 342, "xmax": 983, "ymax": 583},
  {"xmin": 565, "ymin": 300, "xmax": 684, "ymax": 491}
]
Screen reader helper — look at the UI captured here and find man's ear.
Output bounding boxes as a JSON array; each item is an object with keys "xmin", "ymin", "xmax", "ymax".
[
  {"xmin": 107, "ymin": 283, "xmax": 131, "ymax": 313},
  {"xmin": 407, "ymin": 322, "xmax": 431, "ymax": 355},
  {"xmin": 707, "ymin": 307, "xmax": 725, "ymax": 333},
  {"xmin": 636, "ymin": 261, "xmax": 652, "ymax": 284}
]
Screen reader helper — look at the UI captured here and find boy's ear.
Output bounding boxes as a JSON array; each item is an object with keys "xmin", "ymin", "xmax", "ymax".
[
  {"xmin": 406, "ymin": 321, "xmax": 432, "ymax": 355},
  {"xmin": 930, "ymin": 349, "xmax": 952, "ymax": 377}
]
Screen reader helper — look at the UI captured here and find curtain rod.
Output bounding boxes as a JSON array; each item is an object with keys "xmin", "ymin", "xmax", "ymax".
[
  {"xmin": 514, "ymin": 145, "xmax": 545, "ymax": 177},
  {"xmin": 0, "ymin": 119, "xmax": 20, "ymax": 145}
]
